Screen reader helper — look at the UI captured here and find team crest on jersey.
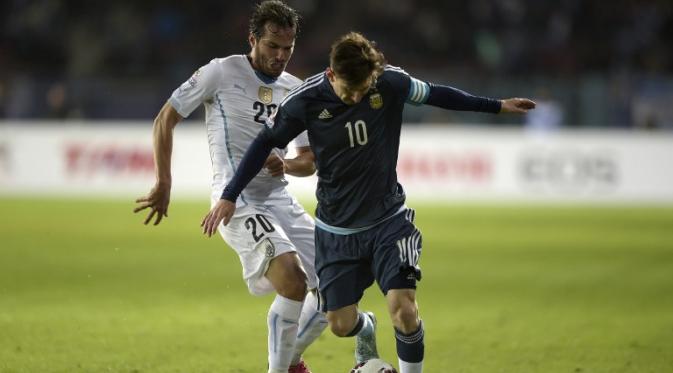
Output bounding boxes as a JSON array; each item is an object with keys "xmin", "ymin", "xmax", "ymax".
[
  {"xmin": 369, "ymin": 93, "xmax": 383, "ymax": 109},
  {"xmin": 258, "ymin": 86, "xmax": 273, "ymax": 104}
]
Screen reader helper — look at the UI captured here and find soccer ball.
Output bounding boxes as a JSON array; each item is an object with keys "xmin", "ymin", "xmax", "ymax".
[{"xmin": 350, "ymin": 358, "xmax": 398, "ymax": 373}]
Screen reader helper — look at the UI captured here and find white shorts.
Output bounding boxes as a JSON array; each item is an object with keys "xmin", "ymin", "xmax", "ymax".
[{"xmin": 216, "ymin": 198, "xmax": 317, "ymax": 296}]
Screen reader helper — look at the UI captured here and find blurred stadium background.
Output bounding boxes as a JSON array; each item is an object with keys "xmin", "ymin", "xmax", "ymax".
[
  {"xmin": 1, "ymin": 1, "xmax": 673, "ymax": 372},
  {"xmin": 1, "ymin": 0, "xmax": 673, "ymax": 127}
]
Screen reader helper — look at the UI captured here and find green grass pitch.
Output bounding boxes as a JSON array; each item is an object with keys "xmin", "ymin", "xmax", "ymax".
[{"xmin": 1, "ymin": 197, "xmax": 672, "ymax": 372}]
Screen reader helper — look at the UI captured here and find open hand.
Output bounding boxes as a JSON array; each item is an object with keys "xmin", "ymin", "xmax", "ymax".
[
  {"xmin": 500, "ymin": 98, "xmax": 536, "ymax": 114},
  {"xmin": 134, "ymin": 183, "xmax": 171, "ymax": 225},
  {"xmin": 201, "ymin": 199, "xmax": 236, "ymax": 237}
]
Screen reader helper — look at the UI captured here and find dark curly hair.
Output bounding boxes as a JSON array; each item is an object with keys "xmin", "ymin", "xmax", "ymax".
[{"xmin": 249, "ymin": 0, "xmax": 300, "ymax": 39}]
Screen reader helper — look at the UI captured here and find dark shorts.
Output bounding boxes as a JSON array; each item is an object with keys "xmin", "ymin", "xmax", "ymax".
[{"xmin": 315, "ymin": 208, "xmax": 423, "ymax": 312}]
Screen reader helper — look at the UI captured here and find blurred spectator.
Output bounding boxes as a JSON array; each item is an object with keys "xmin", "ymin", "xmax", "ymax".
[
  {"xmin": 0, "ymin": 0, "xmax": 671, "ymax": 125},
  {"xmin": 45, "ymin": 83, "xmax": 77, "ymax": 119},
  {"xmin": 632, "ymin": 79, "xmax": 673, "ymax": 130},
  {"xmin": 0, "ymin": 80, "xmax": 6, "ymax": 117}
]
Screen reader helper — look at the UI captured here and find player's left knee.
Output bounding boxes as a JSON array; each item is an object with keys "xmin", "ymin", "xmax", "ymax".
[{"xmin": 327, "ymin": 313, "xmax": 357, "ymax": 337}]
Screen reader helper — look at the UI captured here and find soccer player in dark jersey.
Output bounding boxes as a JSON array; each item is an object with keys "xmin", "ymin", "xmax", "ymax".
[{"xmin": 201, "ymin": 32, "xmax": 535, "ymax": 373}]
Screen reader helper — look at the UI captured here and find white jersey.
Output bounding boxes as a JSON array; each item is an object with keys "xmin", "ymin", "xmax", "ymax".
[{"xmin": 169, "ymin": 55, "xmax": 307, "ymax": 205}]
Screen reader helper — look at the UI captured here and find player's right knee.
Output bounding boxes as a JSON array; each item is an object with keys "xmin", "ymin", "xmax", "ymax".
[
  {"xmin": 266, "ymin": 253, "xmax": 308, "ymax": 299},
  {"xmin": 271, "ymin": 264, "xmax": 307, "ymax": 301},
  {"xmin": 276, "ymin": 277, "xmax": 306, "ymax": 301}
]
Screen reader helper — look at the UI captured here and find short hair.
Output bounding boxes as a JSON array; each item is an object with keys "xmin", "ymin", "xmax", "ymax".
[
  {"xmin": 329, "ymin": 32, "xmax": 386, "ymax": 86},
  {"xmin": 249, "ymin": 0, "xmax": 300, "ymax": 39}
]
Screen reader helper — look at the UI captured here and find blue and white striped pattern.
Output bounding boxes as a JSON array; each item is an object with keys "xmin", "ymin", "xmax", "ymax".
[
  {"xmin": 279, "ymin": 72, "xmax": 325, "ymax": 107},
  {"xmin": 385, "ymin": 65, "xmax": 408, "ymax": 75},
  {"xmin": 385, "ymin": 65, "xmax": 429, "ymax": 105},
  {"xmin": 397, "ymin": 228, "xmax": 421, "ymax": 268},
  {"xmin": 405, "ymin": 208, "xmax": 416, "ymax": 223},
  {"xmin": 406, "ymin": 77, "xmax": 430, "ymax": 105},
  {"xmin": 395, "ymin": 320, "xmax": 424, "ymax": 344}
]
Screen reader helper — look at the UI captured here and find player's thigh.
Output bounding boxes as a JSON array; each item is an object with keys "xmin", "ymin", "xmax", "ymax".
[
  {"xmin": 373, "ymin": 209, "xmax": 423, "ymax": 295},
  {"xmin": 314, "ymin": 228, "xmax": 373, "ymax": 312},
  {"xmin": 218, "ymin": 206, "xmax": 299, "ymax": 295},
  {"xmin": 269, "ymin": 201, "xmax": 317, "ymax": 289}
]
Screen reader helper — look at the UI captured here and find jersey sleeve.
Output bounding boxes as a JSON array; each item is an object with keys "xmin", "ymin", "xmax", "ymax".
[
  {"xmin": 383, "ymin": 65, "xmax": 430, "ymax": 106},
  {"xmin": 280, "ymin": 74, "xmax": 309, "ymax": 148},
  {"xmin": 266, "ymin": 100, "xmax": 307, "ymax": 149},
  {"xmin": 425, "ymin": 83, "xmax": 502, "ymax": 113},
  {"xmin": 168, "ymin": 60, "xmax": 221, "ymax": 118}
]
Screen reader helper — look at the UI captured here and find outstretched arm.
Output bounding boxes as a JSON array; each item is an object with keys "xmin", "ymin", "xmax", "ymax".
[
  {"xmin": 424, "ymin": 83, "xmax": 535, "ymax": 114},
  {"xmin": 134, "ymin": 101, "xmax": 183, "ymax": 225}
]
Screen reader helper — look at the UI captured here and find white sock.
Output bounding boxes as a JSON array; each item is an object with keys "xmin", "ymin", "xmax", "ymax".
[
  {"xmin": 399, "ymin": 360, "xmax": 423, "ymax": 373},
  {"xmin": 291, "ymin": 291, "xmax": 328, "ymax": 365},
  {"xmin": 267, "ymin": 294, "xmax": 303, "ymax": 373}
]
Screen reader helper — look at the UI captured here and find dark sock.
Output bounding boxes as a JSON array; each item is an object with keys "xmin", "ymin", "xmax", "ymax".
[
  {"xmin": 346, "ymin": 312, "xmax": 365, "ymax": 337},
  {"xmin": 395, "ymin": 321, "xmax": 424, "ymax": 363}
]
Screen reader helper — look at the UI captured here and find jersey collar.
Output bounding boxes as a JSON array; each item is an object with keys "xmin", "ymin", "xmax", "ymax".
[
  {"xmin": 321, "ymin": 72, "xmax": 342, "ymax": 103},
  {"xmin": 254, "ymin": 69, "xmax": 278, "ymax": 84},
  {"xmin": 246, "ymin": 55, "xmax": 279, "ymax": 84}
]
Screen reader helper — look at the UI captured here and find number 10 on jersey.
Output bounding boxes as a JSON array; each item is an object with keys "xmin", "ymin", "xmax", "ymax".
[{"xmin": 345, "ymin": 120, "xmax": 368, "ymax": 148}]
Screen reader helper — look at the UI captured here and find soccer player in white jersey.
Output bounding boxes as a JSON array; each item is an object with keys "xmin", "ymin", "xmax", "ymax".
[{"xmin": 134, "ymin": 2, "xmax": 326, "ymax": 372}]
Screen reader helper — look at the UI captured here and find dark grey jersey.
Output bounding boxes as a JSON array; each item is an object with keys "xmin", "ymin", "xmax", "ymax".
[{"xmin": 265, "ymin": 66, "xmax": 427, "ymax": 229}]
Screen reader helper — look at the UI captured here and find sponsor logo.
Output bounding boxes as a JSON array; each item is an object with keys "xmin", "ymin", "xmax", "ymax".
[
  {"xmin": 318, "ymin": 109, "xmax": 332, "ymax": 120},
  {"xmin": 233, "ymin": 83, "xmax": 247, "ymax": 94},
  {"xmin": 65, "ymin": 143, "xmax": 154, "ymax": 176},
  {"xmin": 397, "ymin": 151, "xmax": 492, "ymax": 182},
  {"xmin": 518, "ymin": 149, "xmax": 618, "ymax": 194}
]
